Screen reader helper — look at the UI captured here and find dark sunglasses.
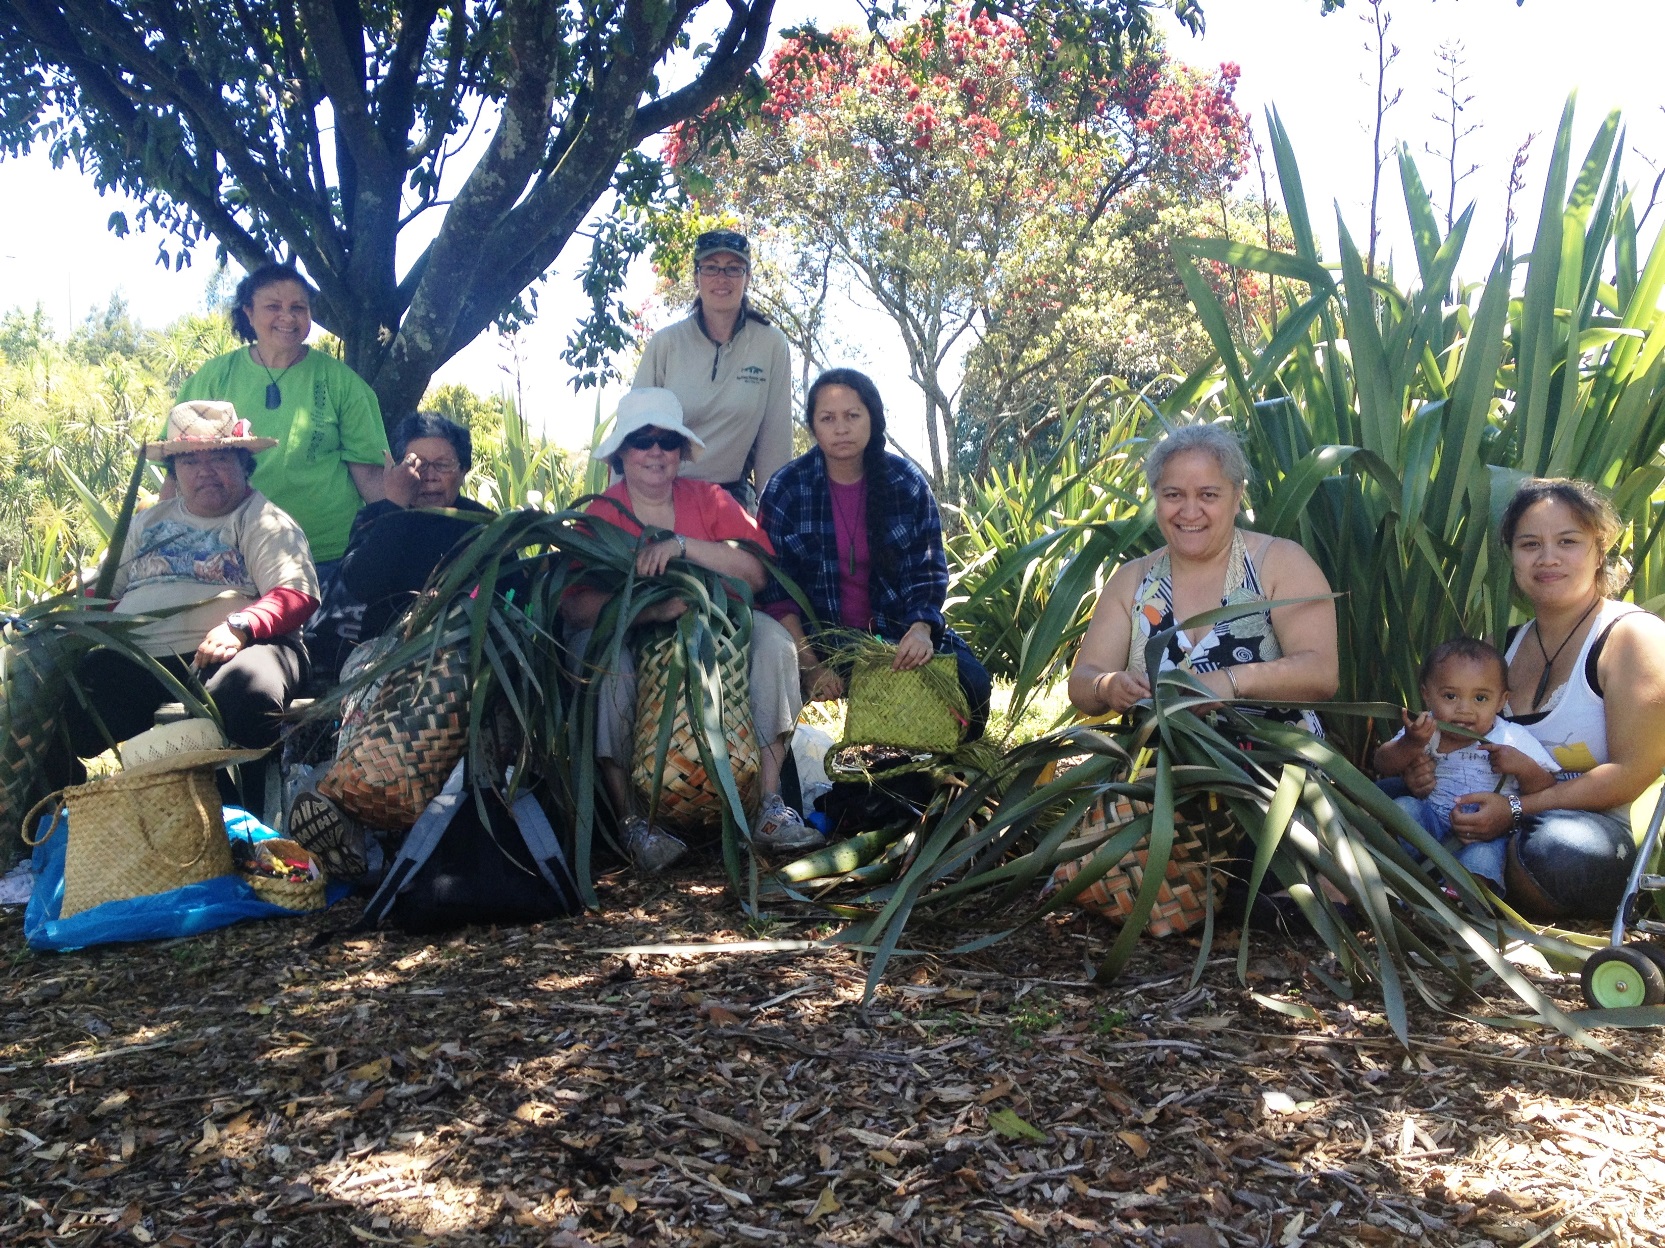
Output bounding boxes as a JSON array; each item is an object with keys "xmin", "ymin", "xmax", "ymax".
[{"xmin": 623, "ymin": 431, "xmax": 686, "ymax": 453}]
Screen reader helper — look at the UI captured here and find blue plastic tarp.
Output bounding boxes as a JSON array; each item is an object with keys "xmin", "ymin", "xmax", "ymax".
[{"xmin": 23, "ymin": 805, "xmax": 349, "ymax": 951}]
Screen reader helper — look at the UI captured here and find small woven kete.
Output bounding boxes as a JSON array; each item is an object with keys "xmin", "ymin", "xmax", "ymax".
[
  {"xmin": 41, "ymin": 768, "xmax": 233, "ymax": 919},
  {"xmin": 631, "ymin": 629, "xmax": 759, "ymax": 830},
  {"xmin": 320, "ymin": 642, "xmax": 470, "ymax": 830},
  {"xmin": 841, "ymin": 651, "xmax": 968, "ymax": 755},
  {"xmin": 242, "ymin": 838, "xmax": 326, "ymax": 912},
  {"xmin": 1050, "ymin": 792, "xmax": 1233, "ymax": 938}
]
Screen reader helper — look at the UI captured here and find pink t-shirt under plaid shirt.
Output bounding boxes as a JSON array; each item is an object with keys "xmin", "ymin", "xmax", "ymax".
[{"xmin": 829, "ymin": 477, "xmax": 873, "ymax": 631}]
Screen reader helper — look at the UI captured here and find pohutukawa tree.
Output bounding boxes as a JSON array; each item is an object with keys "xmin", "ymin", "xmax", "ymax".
[
  {"xmin": 662, "ymin": 9, "xmax": 1247, "ymax": 496},
  {"xmin": 0, "ymin": 1, "xmax": 1211, "ymax": 434}
]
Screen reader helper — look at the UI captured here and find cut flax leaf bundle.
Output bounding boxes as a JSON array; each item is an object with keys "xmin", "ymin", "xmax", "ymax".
[
  {"xmin": 296, "ymin": 498, "xmax": 797, "ymax": 911},
  {"xmin": 2, "ymin": 452, "xmax": 217, "ymax": 867},
  {"xmin": 789, "ymin": 603, "xmax": 1601, "ymax": 1050}
]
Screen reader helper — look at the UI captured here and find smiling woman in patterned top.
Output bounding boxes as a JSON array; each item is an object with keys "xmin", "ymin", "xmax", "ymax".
[{"xmin": 1068, "ymin": 422, "xmax": 1338, "ymax": 729}]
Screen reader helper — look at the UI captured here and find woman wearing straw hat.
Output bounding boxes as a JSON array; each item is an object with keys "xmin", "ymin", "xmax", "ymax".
[
  {"xmin": 561, "ymin": 388, "xmax": 817, "ymax": 872},
  {"xmin": 45, "ymin": 400, "xmax": 320, "ymax": 805},
  {"xmin": 633, "ymin": 230, "xmax": 792, "ymax": 510}
]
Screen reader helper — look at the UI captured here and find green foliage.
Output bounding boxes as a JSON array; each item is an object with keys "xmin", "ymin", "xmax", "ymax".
[
  {"xmin": 786, "ymin": 97, "xmax": 1665, "ymax": 1043},
  {"xmin": 302, "ymin": 501, "xmax": 773, "ymax": 910},
  {"xmin": 1165, "ymin": 99, "xmax": 1665, "ymax": 760}
]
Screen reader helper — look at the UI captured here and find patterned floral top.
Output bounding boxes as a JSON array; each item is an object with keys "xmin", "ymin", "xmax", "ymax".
[{"xmin": 1127, "ymin": 530, "xmax": 1323, "ymax": 734}]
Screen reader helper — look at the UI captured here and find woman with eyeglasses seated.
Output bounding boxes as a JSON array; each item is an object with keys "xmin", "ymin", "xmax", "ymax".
[
  {"xmin": 560, "ymin": 388, "xmax": 819, "ymax": 873},
  {"xmin": 305, "ymin": 412, "xmax": 494, "ymax": 679},
  {"xmin": 632, "ymin": 229, "xmax": 792, "ymax": 511},
  {"xmin": 758, "ymin": 368, "xmax": 993, "ymax": 741}
]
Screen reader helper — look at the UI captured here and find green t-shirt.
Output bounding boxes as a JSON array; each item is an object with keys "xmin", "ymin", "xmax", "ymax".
[{"xmin": 177, "ymin": 347, "xmax": 388, "ymax": 561}]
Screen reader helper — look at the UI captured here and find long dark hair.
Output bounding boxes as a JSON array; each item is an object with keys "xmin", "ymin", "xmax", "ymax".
[
  {"xmin": 231, "ymin": 262, "xmax": 315, "ymax": 342},
  {"xmin": 806, "ymin": 368, "xmax": 900, "ymax": 592}
]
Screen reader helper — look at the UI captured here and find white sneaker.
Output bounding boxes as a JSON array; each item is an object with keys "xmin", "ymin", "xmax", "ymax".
[
  {"xmin": 621, "ymin": 815, "xmax": 687, "ymax": 874},
  {"xmin": 751, "ymin": 794, "xmax": 825, "ymax": 853}
]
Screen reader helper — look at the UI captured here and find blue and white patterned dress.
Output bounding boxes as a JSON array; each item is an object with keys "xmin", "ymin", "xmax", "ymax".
[{"xmin": 1126, "ymin": 530, "xmax": 1324, "ymax": 735}]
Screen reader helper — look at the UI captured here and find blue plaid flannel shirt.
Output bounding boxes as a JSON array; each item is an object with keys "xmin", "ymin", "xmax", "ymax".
[{"xmin": 758, "ymin": 449, "xmax": 947, "ymax": 642}]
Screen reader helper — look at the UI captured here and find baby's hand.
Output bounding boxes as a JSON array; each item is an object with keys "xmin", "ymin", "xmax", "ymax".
[
  {"xmin": 1481, "ymin": 742, "xmax": 1530, "ymax": 777},
  {"xmin": 1401, "ymin": 709, "xmax": 1436, "ymax": 746}
]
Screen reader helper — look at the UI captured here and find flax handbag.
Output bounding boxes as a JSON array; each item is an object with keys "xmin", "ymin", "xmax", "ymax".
[
  {"xmin": 1049, "ymin": 790, "xmax": 1235, "ymax": 938},
  {"xmin": 840, "ymin": 650, "xmax": 968, "ymax": 755},
  {"xmin": 24, "ymin": 767, "xmax": 235, "ymax": 919}
]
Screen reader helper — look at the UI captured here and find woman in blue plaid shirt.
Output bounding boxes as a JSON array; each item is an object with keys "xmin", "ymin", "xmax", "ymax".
[{"xmin": 758, "ymin": 368, "xmax": 991, "ymax": 740}]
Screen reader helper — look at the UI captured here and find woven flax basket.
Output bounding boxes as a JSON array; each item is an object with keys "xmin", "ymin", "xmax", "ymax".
[
  {"xmin": 36, "ymin": 768, "xmax": 234, "ymax": 919},
  {"xmin": 631, "ymin": 630, "xmax": 758, "ymax": 830},
  {"xmin": 242, "ymin": 838, "xmax": 327, "ymax": 912},
  {"xmin": 1050, "ymin": 790, "xmax": 1235, "ymax": 938},
  {"xmin": 841, "ymin": 652, "xmax": 967, "ymax": 755},
  {"xmin": 320, "ymin": 643, "xmax": 470, "ymax": 830}
]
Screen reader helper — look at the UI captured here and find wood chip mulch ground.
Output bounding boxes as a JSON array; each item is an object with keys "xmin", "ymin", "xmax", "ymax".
[{"xmin": 4, "ymin": 871, "xmax": 1665, "ymax": 1248}]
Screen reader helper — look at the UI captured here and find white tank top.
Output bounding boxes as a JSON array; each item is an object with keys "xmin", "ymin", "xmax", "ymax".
[{"xmin": 1504, "ymin": 598, "xmax": 1640, "ymax": 815}]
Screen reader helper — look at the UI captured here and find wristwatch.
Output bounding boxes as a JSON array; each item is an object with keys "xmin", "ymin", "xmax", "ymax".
[
  {"xmin": 224, "ymin": 610, "xmax": 254, "ymax": 640},
  {"xmin": 675, "ymin": 534, "xmax": 688, "ymax": 559},
  {"xmin": 1506, "ymin": 794, "xmax": 1524, "ymax": 832}
]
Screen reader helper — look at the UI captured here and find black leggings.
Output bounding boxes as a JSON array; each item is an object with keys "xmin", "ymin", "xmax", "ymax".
[{"xmin": 48, "ymin": 638, "xmax": 308, "ymax": 803}]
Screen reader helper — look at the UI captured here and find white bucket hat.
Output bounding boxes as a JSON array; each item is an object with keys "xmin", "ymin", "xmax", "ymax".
[
  {"xmin": 146, "ymin": 400, "xmax": 279, "ymax": 459},
  {"xmin": 593, "ymin": 388, "xmax": 706, "ymax": 463}
]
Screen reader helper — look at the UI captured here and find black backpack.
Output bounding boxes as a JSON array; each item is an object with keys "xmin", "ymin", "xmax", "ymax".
[{"xmin": 359, "ymin": 763, "xmax": 582, "ymax": 934}]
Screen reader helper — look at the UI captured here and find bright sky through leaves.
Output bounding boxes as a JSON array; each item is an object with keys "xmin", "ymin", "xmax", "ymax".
[{"xmin": 1, "ymin": 0, "xmax": 1661, "ymax": 455}]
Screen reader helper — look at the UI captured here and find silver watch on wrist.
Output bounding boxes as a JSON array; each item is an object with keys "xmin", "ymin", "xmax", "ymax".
[
  {"xmin": 675, "ymin": 533, "xmax": 688, "ymax": 558},
  {"xmin": 224, "ymin": 610, "xmax": 253, "ymax": 639},
  {"xmin": 1506, "ymin": 794, "xmax": 1524, "ymax": 832}
]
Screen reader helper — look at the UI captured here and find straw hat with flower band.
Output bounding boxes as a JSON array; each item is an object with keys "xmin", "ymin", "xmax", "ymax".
[{"xmin": 145, "ymin": 400, "xmax": 279, "ymax": 459}]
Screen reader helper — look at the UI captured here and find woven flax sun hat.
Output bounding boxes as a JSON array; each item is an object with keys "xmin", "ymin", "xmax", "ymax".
[
  {"xmin": 145, "ymin": 400, "xmax": 279, "ymax": 459},
  {"xmin": 594, "ymin": 387, "xmax": 707, "ymax": 463},
  {"xmin": 115, "ymin": 719, "xmax": 270, "ymax": 779}
]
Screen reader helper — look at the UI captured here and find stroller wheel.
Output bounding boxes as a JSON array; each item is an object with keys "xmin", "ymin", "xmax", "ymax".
[
  {"xmin": 1581, "ymin": 946, "xmax": 1665, "ymax": 1009},
  {"xmin": 1632, "ymin": 941, "xmax": 1665, "ymax": 979}
]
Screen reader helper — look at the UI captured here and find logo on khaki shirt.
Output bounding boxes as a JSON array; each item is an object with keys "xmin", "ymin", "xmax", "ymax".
[{"xmin": 738, "ymin": 365, "xmax": 766, "ymax": 384}]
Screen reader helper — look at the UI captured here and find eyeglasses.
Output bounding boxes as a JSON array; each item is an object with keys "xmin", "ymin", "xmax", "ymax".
[
  {"xmin": 414, "ymin": 459, "xmax": 461, "ymax": 476},
  {"xmin": 695, "ymin": 229, "xmax": 750, "ymax": 255},
  {"xmin": 696, "ymin": 263, "xmax": 748, "ymax": 280},
  {"xmin": 175, "ymin": 450, "xmax": 242, "ymax": 469},
  {"xmin": 622, "ymin": 432, "xmax": 686, "ymax": 453}
]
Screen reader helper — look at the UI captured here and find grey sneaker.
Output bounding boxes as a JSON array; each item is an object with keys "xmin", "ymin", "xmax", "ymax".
[
  {"xmin": 621, "ymin": 815, "xmax": 687, "ymax": 874},
  {"xmin": 751, "ymin": 794, "xmax": 825, "ymax": 854}
]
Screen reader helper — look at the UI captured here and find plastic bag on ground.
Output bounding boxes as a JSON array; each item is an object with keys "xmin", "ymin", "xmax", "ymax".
[{"xmin": 24, "ymin": 805, "xmax": 350, "ymax": 952}]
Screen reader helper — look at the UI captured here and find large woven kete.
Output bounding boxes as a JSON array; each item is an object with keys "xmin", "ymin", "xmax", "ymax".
[
  {"xmin": 1051, "ymin": 792, "xmax": 1232, "ymax": 938},
  {"xmin": 319, "ymin": 645, "xmax": 470, "ymax": 830},
  {"xmin": 631, "ymin": 631, "xmax": 758, "ymax": 830},
  {"xmin": 57, "ymin": 767, "xmax": 233, "ymax": 918},
  {"xmin": 4, "ymin": 709, "xmax": 58, "ymax": 853}
]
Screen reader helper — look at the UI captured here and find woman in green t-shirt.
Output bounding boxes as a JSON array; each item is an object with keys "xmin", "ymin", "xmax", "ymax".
[{"xmin": 178, "ymin": 263, "xmax": 389, "ymax": 570}]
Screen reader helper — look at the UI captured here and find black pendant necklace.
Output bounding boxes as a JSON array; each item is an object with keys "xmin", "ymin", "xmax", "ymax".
[
  {"xmin": 253, "ymin": 345, "xmax": 302, "ymax": 409},
  {"xmin": 1530, "ymin": 596, "xmax": 1601, "ymax": 710}
]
